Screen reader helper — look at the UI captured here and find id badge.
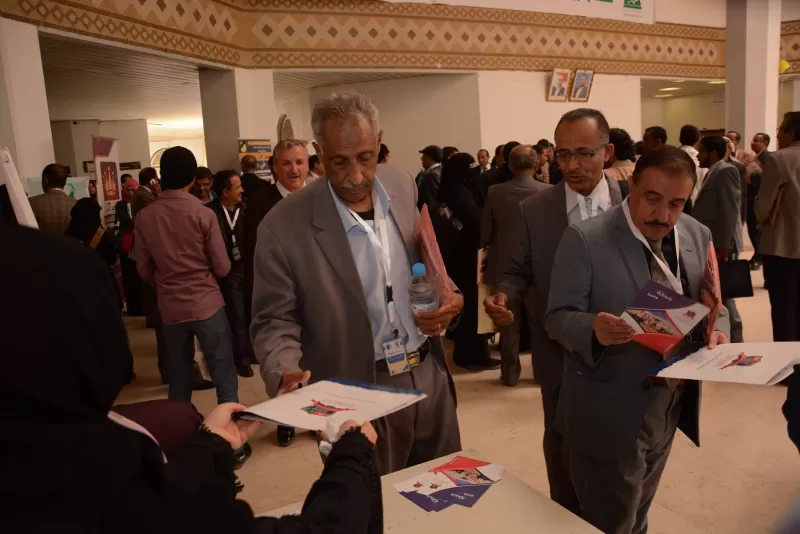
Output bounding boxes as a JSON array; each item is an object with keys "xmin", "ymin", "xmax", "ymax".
[
  {"xmin": 382, "ymin": 339, "xmax": 410, "ymax": 376},
  {"xmin": 231, "ymin": 245, "xmax": 242, "ymax": 262}
]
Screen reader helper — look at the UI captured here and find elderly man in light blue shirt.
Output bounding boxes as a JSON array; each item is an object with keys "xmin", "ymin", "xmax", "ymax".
[{"xmin": 328, "ymin": 179, "xmax": 427, "ymax": 362}]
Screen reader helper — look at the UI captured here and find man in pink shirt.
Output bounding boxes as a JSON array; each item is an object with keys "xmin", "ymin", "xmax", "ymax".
[{"xmin": 135, "ymin": 147, "xmax": 238, "ymax": 406}]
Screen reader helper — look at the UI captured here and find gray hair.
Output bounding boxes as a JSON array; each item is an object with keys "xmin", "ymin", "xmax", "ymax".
[
  {"xmin": 311, "ymin": 91, "xmax": 380, "ymax": 145},
  {"xmin": 273, "ymin": 138, "xmax": 308, "ymax": 158}
]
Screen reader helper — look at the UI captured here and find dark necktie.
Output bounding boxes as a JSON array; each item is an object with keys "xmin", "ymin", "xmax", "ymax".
[{"xmin": 648, "ymin": 239, "xmax": 680, "ymax": 389}]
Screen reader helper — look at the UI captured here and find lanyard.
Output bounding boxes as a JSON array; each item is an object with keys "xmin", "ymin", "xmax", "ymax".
[
  {"xmin": 345, "ymin": 197, "xmax": 399, "ymax": 338},
  {"xmin": 222, "ymin": 207, "xmax": 241, "ymax": 244},
  {"xmin": 621, "ymin": 198, "xmax": 684, "ymax": 294}
]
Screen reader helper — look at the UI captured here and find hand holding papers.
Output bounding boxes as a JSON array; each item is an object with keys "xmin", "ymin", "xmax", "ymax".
[
  {"xmin": 621, "ymin": 280, "xmax": 710, "ymax": 355},
  {"xmin": 654, "ymin": 342, "xmax": 800, "ymax": 385},
  {"xmin": 236, "ymin": 378, "xmax": 427, "ymax": 432}
]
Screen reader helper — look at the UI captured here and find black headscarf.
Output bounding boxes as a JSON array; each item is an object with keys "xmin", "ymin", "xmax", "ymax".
[
  {"xmin": 0, "ymin": 225, "xmax": 149, "ymax": 528},
  {"xmin": 438, "ymin": 152, "xmax": 484, "ymax": 207},
  {"xmin": 65, "ymin": 197, "xmax": 103, "ymax": 244}
]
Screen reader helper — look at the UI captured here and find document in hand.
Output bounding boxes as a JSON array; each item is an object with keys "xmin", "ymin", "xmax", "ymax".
[
  {"xmin": 654, "ymin": 342, "xmax": 800, "ymax": 385},
  {"xmin": 394, "ymin": 456, "xmax": 506, "ymax": 512},
  {"xmin": 236, "ymin": 378, "xmax": 427, "ymax": 431},
  {"xmin": 621, "ymin": 280, "xmax": 710, "ymax": 355},
  {"xmin": 417, "ymin": 205, "xmax": 454, "ymax": 302}
]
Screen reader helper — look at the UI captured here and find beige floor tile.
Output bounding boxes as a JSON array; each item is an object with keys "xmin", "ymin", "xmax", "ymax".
[{"xmin": 117, "ymin": 263, "xmax": 800, "ymax": 530}]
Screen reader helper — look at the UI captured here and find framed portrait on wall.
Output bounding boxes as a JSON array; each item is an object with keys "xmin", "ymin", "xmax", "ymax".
[
  {"xmin": 546, "ymin": 68, "xmax": 572, "ymax": 102},
  {"xmin": 569, "ymin": 69, "xmax": 595, "ymax": 102}
]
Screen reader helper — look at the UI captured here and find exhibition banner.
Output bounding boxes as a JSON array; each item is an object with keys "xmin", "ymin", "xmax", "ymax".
[
  {"xmin": 238, "ymin": 139, "xmax": 273, "ymax": 182},
  {"xmin": 382, "ymin": 0, "xmax": 654, "ymax": 24},
  {"xmin": 93, "ymin": 136, "xmax": 121, "ymax": 227}
]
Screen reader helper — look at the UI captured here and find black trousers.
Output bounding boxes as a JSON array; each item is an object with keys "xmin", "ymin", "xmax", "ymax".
[
  {"xmin": 764, "ymin": 255, "xmax": 800, "ymax": 342},
  {"xmin": 746, "ymin": 174, "xmax": 762, "ymax": 262},
  {"xmin": 119, "ymin": 252, "xmax": 144, "ymax": 316},
  {"xmin": 219, "ymin": 268, "xmax": 256, "ymax": 366}
]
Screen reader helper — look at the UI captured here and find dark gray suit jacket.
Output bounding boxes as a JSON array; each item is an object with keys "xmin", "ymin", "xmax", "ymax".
[
  {"xmin": 480, "ymin": 175, "xmax": 550, "ymax": 286},
  {"xmin": 496, "ymin": 177, "xmax": 623, "ymax": 397},
  {"xmin": 692, "ymin": 161, "xmax": 742, "ymax": 252},
  {"xmin": 251, "ymin": 164, "xmax": 455, "ymax": 398},
  {"xmin": 545, "ymin": 206, "xmax": 730, "ymax": 461}
]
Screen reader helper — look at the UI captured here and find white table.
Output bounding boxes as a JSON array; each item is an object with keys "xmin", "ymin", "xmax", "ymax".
[{"xmin": 266, "ymin": 450, "xmax": 601, "ymax": 533}]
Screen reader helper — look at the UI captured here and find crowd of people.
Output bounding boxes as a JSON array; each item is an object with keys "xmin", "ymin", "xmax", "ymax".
[{"xmin": 7, "ymin": 90, "xmax": 800, "ymax": 534}]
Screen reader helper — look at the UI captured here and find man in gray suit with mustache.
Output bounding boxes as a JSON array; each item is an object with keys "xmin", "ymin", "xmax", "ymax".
[
  {"xmin": 545, "ymin": 147, "xmax": 730, "ymax": 533},
  {"xmin": 484, "ymin": 108, "xmax": 624, "ymax": 515}
]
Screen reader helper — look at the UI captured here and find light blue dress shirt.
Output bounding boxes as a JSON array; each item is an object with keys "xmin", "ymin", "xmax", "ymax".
[{"xmin": 328, "ymin": 178, "xmax": 427, "ymax": 361}]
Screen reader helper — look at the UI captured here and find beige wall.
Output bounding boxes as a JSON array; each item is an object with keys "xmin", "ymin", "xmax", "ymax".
[
  {"xmin": 301, "ymin": 74, "xmax": 483, "ymax": 176},
  {"xmin": 477, "ymin": 71, "xmax": 642, "ymax": 151},
  {"xmin": 641, "ymin": 94, "xmax": 726, "ymax": 146}
]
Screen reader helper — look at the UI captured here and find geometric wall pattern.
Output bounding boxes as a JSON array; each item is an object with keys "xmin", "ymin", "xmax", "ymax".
[
  {"xmin": 782, "ymin": 20, "xmax": 800, "ymax": 73},
  {"xmin": 6, "ymin": 0, "xmax": 795, "ymax": 78}
]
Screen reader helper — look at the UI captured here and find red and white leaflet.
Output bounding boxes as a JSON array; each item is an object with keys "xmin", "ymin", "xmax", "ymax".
[
  {"xmin": 701, "ymin": 240, "xmax": 722, "ymax": 341},
  {"xmin": 416, "ymin": 205, "xmax": 454, "ymax": 302}
]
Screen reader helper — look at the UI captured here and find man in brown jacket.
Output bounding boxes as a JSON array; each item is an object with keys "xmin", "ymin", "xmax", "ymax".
[
  {"xmin": 251, "ymin": 91, "xmax": 464, "ymax": 474},
  {"xmin": 756, "ymin": 112, "xmax": 800, "ymax": 342},
  {"xmin": 28, "ymin": 164, "xmax": 76, "ymax": 236}
]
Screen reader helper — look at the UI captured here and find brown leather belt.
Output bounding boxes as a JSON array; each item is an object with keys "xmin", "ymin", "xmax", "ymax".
[{"xmin": 375, "ymin": 339, "xmax": 430, "ymax": 374}]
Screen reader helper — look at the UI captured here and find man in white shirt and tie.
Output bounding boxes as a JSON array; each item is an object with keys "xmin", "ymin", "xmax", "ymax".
[{"xmin": 484, "ymin": 108, "xmax": 624, "ymax": 516}]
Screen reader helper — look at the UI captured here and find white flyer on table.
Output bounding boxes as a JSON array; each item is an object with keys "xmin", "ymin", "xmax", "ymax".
[
  {"xmin": 656, "ymin": 342, "xmax": 800, "ymax": 385},
  {"xmin": 238, "ymin": 378, "xmax": 427, "ymax": 431}
]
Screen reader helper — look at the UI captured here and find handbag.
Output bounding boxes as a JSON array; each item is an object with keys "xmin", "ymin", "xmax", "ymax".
[{"xmin": 718, "ymin": 259, "xmax": 753, "ymax": 300}]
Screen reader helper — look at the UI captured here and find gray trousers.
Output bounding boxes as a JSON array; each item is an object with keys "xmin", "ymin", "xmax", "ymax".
[
  {"xmin": 724, "ymin": 298, "xmax": 744, "ymax": 343},
  {"xmin": 499, "ymin": 299, "xmax": 524, "ymax": 385},
  {"xmin": 571, "ymin": 386, "xmax": 684, "ymax": 534},
  {"xmin": 373, "ymin": 353, "xmax": 461, "ymax": 475}
]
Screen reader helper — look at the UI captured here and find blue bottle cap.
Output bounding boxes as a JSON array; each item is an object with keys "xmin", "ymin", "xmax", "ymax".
[{"xmin": 411, "ymin": 263, "xmax": 426, "ymax": 277}]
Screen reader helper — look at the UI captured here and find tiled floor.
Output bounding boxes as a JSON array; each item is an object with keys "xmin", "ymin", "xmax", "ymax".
[{"xmin": 116, "ymin": 265, "xmax": 800, "ymax": 533}]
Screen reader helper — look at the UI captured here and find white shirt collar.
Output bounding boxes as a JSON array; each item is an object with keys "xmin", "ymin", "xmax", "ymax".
[
  {"xmin": 565, "ymin": 175, "xmax": 611, "ymax": 219},
  {"xmin": 427, "ymin": 163, "xmax": 442, "ymax": 171},
  {"xmin": 276, "ymin": 179, "xmax": 306, "ymax": 198}
]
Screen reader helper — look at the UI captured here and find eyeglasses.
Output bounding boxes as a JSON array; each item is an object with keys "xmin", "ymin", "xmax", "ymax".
[{"xmin": 554, "ymin": 145, "xmax": 607, "ymax": 164}]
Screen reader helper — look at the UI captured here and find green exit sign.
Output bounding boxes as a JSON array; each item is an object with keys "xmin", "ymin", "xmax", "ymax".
[{"xmin": 624, "ymin": 0, "xmax": 643, "ymax": 9}]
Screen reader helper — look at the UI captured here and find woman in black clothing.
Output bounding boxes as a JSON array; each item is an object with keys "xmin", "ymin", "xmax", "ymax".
[
  {"xmin": 437, "ymin": 153, "xmax": 499, "ymax": 371},
  {"xmin": 65, "ymin": 197, "xmax": 117, "ymax": 267},
  {"xmin": 0, "ymin": 224, "xmax": 383, "ymax": 534}
]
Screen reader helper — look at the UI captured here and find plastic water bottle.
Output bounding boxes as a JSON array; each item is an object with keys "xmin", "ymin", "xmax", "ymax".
[{"xmin": 409, "ymin": 263, "xmax": 439, "ymax": 321}]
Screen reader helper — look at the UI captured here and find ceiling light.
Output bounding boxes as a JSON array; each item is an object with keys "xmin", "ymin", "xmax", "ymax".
[
  {"xmin": 659, "ymin": 87, "xmax": 681, "ymax": 91},
  {"xmin": 707, "ymin": 80, "xmax": 726, "ymax": 85},
  {"xmin": 653, "ymin": 94, "xmax": 674, "ymax": 98}
]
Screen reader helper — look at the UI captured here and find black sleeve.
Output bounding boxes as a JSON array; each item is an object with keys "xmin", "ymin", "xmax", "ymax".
[{"xmin": 253, "ymin": 429, "xmax": 382, "ymax": 534}]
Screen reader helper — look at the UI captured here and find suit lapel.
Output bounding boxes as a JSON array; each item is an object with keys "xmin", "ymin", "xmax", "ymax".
[
  {"xmin": 677, "ymin": 218, "xmax": 701, "ymax": 299},
  {"xmin": 311, "ymin": 182, "xmax": 370, "ymax": 319},
  {"xmin": 614, "ymin": 208, "xmax": 651, "ymax": 292},
  {"xmin": 380, "ymin": 175, "xmax": 416, "ymax": 260},
  {"xmin": 547, "ymin": 182, "xmax": 569, "ymax": 242},
  {"xmin": 607, "ymin": 176, "xmax": 623, "ymax": 206}
]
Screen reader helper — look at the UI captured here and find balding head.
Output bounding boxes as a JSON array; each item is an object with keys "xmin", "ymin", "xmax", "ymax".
[
  {"xmin": 240, "ymin": 154, "xmax": 258, "ymax": 173},
  {"xmin": 508, "ymin": 145, "xmax": 538, "ymax": 177}
]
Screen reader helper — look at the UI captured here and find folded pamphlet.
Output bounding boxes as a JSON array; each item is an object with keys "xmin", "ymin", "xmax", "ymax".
[
  {"xmin": 653, "ymin": 342, "xmax": 800, "ymax": 385},
  {"xmin": 394, "ymin": 455, "xmax": 505, "ymax": 512},
  {"xmin": 236, "ymin": 378, "xmax": 427, "ymax": 431},
  {"xmin": 621, "ymin": 280, "xmax": 710, "ymax": 356}
]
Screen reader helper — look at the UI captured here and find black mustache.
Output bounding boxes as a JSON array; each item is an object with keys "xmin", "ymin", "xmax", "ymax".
[{"xmin": 645, "ymin": 221, "xmax": 670, "ymax": 228}]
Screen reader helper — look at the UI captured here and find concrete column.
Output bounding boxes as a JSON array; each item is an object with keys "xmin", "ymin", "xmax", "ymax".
[
  {"xmin": 0, "ymin": 18, "xmax": 54, "ymax": 179},
  {"xmin": 199, "ymin": 68, "xmax": 276, "ymax": 171},
  {"xmin": 726, "ymin": 0, "xmax": 782, "ymax": 151}
]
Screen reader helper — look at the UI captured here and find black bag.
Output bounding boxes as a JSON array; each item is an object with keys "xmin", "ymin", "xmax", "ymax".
[{"xmin": 719, "ymin": 259, "xmax": 754, "ymax": 299}]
